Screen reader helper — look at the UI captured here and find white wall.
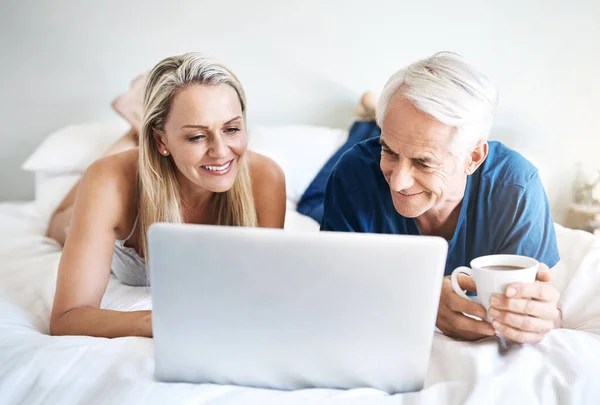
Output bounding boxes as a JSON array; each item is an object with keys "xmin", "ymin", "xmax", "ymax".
[{"xmin": 1, "ymin": 0, "xmax": 599, "ymax": 223}]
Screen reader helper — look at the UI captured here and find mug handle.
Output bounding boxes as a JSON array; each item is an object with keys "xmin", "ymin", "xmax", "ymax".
[{"xmin": 451, "ymin": 266, "xmax": 473, "ymax": 300}]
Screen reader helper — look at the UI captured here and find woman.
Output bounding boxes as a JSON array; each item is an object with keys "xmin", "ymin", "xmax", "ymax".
[
  {"xmin": 46, "ymin": 73, "xmax": 146, "ymax": 246},
  {"xmin": 49, "ymin": 53, "xmax": 286, "ymax": 338}
]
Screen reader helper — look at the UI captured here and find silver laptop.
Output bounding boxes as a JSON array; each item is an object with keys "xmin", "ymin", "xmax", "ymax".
[{"xmin": 148, "ymin": 223, "xmax": 447, "ymax": 393}]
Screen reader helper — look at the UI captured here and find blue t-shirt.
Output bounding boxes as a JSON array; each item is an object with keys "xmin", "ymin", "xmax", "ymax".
[{"xmin": 320, "ymin": 137, "xmax": 560, "ymax": 275}]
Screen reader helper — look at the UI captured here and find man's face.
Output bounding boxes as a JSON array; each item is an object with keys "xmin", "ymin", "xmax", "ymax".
[{"xmin": 379, "ymin": 93, "xmax": 469, "ymax": 218}]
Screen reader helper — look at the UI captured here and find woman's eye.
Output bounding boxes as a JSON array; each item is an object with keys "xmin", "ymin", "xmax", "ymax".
[
  {"xmin": 187, "ymin": 134, "xmax": 206, "ymax": 143},
  {"xmin": 225, "ymin": 127, "xmax": 240, "ymax": 134}
]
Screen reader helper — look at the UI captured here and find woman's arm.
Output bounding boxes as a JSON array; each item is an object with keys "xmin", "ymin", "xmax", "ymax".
[
  {"xmin": 50, "ymin": 154, "xmax": 152, "ymax": 338},
  {"xmin": 248, "ymin": 151, "xmax": 286, "ymax": 229}
]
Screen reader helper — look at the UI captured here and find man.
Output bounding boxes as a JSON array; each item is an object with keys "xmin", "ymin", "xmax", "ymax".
[
  {"xmin": 320, "ymin": 52, "xmax": 562, "ymax": 344},
  {"xmin": 297, "ymin": 118, "xmax": 381, "ymax": 223}
]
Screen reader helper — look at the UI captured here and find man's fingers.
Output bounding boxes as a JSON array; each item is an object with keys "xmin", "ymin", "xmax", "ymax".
[
  {"xmin": 447, "ymin": 290, "xmax": 487, "ymax": 319},
  {"xmin": 451, "ymin": 312, "xmax": 496, "ymax": 337},
  {"xmin": 536, "ymin": 263, "xmax": 552, "ymax": 283},
  {"xmin": 437, "ymin": 308, "xmax": 495, "ymax": 340},
  {"xmin": 457, "ymin": 273, "xmax": 477, "ymax": 293},
  {"xmin": 505, "ymin": 281, "xmax": 560, "ymax": 302},
  {"xmin": 489, "ymin": 295, "xmax": 560, "ymax": 320},
  {"xmin": 438, "ymin": 277, "xmax": 494, "ymax": 341},
  {"xmin": 492, "ymin": 320, "xmax": 545, "ymax": 344},
  {"xmin": 488, "ymin": 308, "xmax": 554, "ymax": 333}
]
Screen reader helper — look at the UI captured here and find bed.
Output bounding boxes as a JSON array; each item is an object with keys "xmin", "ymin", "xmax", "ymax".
[{"xmin": 1, "ymin": 121, "xmax": 600, "ymax": 404}]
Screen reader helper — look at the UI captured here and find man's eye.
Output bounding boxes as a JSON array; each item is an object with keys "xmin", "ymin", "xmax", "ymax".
[
  {"xmin": 382, "ymin": 148, "xmax": 395, "ymax": 156},
  {"xmin": 415, "ymin": 160, "xmax": 434, "ymax": 169}
]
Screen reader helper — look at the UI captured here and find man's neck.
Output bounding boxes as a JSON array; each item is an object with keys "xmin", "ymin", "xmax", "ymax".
[{"xmin": 415, "ymin": 182, "xmax": 467, "ymax": 240}]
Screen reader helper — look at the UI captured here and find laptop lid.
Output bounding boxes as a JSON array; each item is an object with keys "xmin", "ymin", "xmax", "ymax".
[{"xmin": 149, "ymin": 223, "xmax": 447, "ymax": 393}]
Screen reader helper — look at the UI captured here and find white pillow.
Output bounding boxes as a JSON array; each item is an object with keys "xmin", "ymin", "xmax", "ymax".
[
  {"xmin": 34, "ymin": 172, "xmax": 82, "ymax": 223},
  {"xmin": 24, "ymin": 120, "xmax": 348, "ymax": 212},
  {"xmin": 22, "ymin": 119, "xmax": 130, "ymax": 174},
  {"xmin": 248, "ymin": 125, "xmax": 348, "ymax": 203},
  {"xmin": 284, "ymin": 209, "xmax": 320, "ymax": 232}
]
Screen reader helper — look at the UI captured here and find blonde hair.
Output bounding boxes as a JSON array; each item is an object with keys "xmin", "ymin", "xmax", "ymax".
[{"xmin": 137, "ymin": 52, "xmax": 257, "ymax": 259}]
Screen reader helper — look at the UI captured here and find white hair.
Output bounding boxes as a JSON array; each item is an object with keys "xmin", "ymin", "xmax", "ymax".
[{"xmin": 376, "ymin": 52, "xmax": 498, "ymax": 155}]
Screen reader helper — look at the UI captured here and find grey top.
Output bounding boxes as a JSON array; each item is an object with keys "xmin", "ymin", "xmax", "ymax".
[{"xmin": 111, "ymin": 215, "xmax": 149, "ymax": 286}]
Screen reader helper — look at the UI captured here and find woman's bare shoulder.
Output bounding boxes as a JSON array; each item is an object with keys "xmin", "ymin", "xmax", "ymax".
[
  {"xmin": 247, "ymin": 150, "xmax": 285, "ymax": 187},
  {"xmin": 85, "ymin": 148, "xmax": 139, "ymax": 190},
  {"xmin": 246, "ymin": 151, "xmax": 286, "ymax": 228},
  {"xmin": 78, "ymin": 149, "xmax": 139, "ymax": 231}
]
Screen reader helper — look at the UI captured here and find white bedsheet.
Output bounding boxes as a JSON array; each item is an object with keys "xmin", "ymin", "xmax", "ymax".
[{"xmin": 1, "ymin": 202, "xmax": 600, "ymax": 405}]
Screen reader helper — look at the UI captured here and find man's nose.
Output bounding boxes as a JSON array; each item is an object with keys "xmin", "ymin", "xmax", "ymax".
[{"xmin": 389, "ymin": 161, "xmax": 415, "ymax": 192}]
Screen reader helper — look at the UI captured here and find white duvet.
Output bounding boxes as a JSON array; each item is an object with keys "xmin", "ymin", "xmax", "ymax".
[{"xmin": 1, "ymin": 202, "xmax": 600, "ymax": 405}]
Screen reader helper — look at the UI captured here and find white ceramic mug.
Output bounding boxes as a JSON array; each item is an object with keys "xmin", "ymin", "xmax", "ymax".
[{"xmin": 451, "ymin": 254, "xmax": 539, "ymax": 322}]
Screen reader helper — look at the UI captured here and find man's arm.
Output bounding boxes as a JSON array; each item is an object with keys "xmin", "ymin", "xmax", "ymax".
[
  {"xmin": 497, "ymin": 171, "xmax": 560, "ymax": 267},
  {"xmin": 320, "ymin": 167, "xmax": 363, "ymax": 232},
  {"xmin": 489, "ymin": 171, "xmax": 562, "ymax": 343}
]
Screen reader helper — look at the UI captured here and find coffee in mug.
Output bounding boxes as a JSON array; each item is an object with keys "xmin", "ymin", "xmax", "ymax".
[
  {"xmin": 480, "ymin": 265, "xmax": 526, "ymax": 271},
  {"xmin": 450, "ymin": 254, "xmax": 539, "ymax": 322}
]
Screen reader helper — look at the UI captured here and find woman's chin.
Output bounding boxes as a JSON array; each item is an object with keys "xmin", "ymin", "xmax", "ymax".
[{"xmin": 201, "ymin": 172, "xmax": 238, "ymax": 193}]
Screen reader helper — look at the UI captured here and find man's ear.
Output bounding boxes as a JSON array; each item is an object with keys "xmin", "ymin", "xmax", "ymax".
[
  {"xmin": 153, "ymin": 129, "xmax": 170, "ymax": 156},
  {"xmin": 465, "ymin": 141, "xmax": 488, "ymax": 175}
]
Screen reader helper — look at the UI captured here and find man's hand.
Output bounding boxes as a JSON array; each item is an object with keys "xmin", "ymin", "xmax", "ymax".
[
  {"xmin": 437, "ymin": 274, "xmax": 496, "ymax": 340},
  {"xmin": 488, "ymin": 263, "xmax": 561, "ymax": 344}
]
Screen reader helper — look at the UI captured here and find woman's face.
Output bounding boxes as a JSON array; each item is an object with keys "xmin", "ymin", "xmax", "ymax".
[{"xmin": 157, "ymin": 83, "xmax": 247, "ymax": 193}]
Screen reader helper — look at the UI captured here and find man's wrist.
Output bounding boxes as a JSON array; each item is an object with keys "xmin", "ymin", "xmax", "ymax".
[{"xmin": 554, "ymin": 303, "xmax": 563, "ymax": 329}]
